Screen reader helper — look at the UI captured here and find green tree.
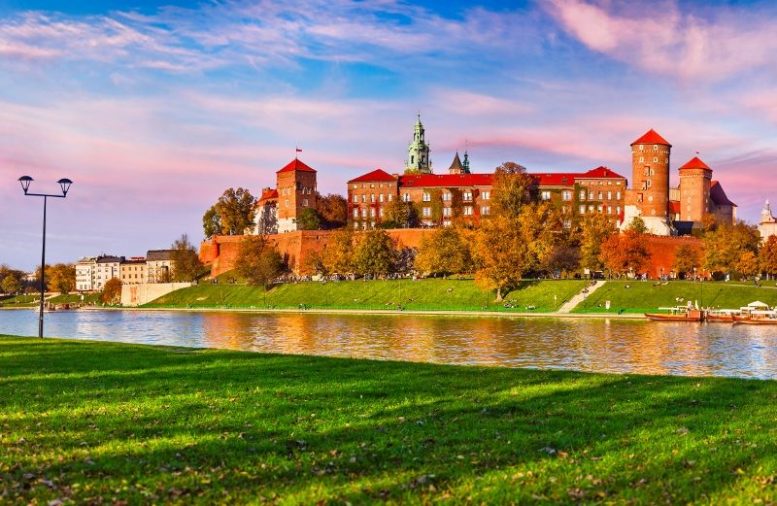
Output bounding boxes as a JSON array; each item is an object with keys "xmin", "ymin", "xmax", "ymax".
[
  {"xmin": 202, "ymin": 187, "xmax": 256, "ymax": 237},
  {"xmin": 579, "ymin": 213, "xmax": 616, "ymax": 274},
  {"xmin": 101, "ymin": 277, "xmax": 122, "ymax": 304},
  {"xmin": 473, "ymin": 215, "xmax": 528, "ymax": 301},
  {"xmin": 316, "ymin": 194, "xmax": 348, "ymax": 229},
  {"xmin": 704, "ymin": 221, "xmax": 760, "ymax": 275},
  {"xmin": 627, "ymin": 216, "xmax": 648, "ymax": 234},
  {"xmin": 672, "ymin": 244, "xmax": 701, "ymax": 279},
  {"xmin": 1, "ymin": 275, "xmax": 21, "ymax": 294},
  {"xmin": 759, "ymin": 235, "xmax": 777, "ymax": 278},
  {"xmin": 517, "ymin": 202, "xmax": 564, "ymax": 275},
  {"xmin": 415, "ymin": 227, "xmax": 472, "ymax": 277},
  {"xmin": 353, "ymin": 229, "xmax": 397, "ymax": 278},
  {"xmin": 235, "ymin": 236, "xmax": 285, "ymax": 288},
  {"xmin": 383, "ymin": 200, "xmax": 418, "ymax": 228},
  {"xmin": 322, "ymin": 229, "xmax": 356, "ymax": 275},
  {"xmin": 171, "ymin": 234, "xmax": 206, "ymax": 282},
  {"xmin": 297, "ymin": 208, "xmax": 321, "ymax": 230},
  {"xmin": 37, "ymin": 264, "xmax": 76, "ymax": 294},
  {"xmin": 491, "ymin": 162, "xmax": 537, "ymax": 219}
]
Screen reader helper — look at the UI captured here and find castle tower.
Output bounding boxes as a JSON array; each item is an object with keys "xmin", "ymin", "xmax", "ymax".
[
  {"xmin": 462, "ymin": 150, "xmax": 471, "ymax": 173},
  {"xmin": 275, "ymin": 158, "xmax": 317, "ymax": 233},
  {"xmin": 448, "ymin": 152, "xmax": 465, "ymax": 174},
  {"xmin": 678, "ymin": 156, "xmax": 712, "ymax": 224},
  {"xmin": 622, "ymin": 129, "xmax": 673, "ymax": 235},
  {"xmin": 405, "ymin": 114, "xmax": 431, "ymax": 174}
]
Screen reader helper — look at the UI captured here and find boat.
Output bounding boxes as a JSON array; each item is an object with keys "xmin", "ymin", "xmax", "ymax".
[
  {"xmin": 645, "ymin": 307, "xmax": 704, "ymax": 322},
  {"xmin": 705, "ymin": 311, "xmax": 738, "ymax": 323},
  {"xmin": 734, "ymin": 309, "xmax": 777, "ymax": 325}
]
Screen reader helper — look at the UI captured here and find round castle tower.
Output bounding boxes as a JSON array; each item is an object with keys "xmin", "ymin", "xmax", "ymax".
[
  {"xmin": 622, "ymin": 129, "xmax": 673, "ymax": 235},
  {"xmin": 678, "ymin": 156, "xmax": 712, "ymax": 224}
]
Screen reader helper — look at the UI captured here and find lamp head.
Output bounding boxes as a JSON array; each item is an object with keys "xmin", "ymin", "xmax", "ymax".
[
  {"xmin": 57, "ymin": 178, "xmax": 73, "ymax": 196},
  {"xmin": 18, "ymin": 176, "xmax": 33, "ymax": 194}
]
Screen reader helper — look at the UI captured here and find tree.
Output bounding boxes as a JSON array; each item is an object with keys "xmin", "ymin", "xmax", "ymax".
[
  {"xmin": 736, "ymin": 250, "xmax": 760, "ymax": 280},
  {"xmin": 627, "ymin": 216, "xmax": 648, "ymax": 234},
  {"xmin": 297, "ymin": 208, "xmax": 321, "ymax": 230},
  {"xmin": 600, "ymin": 230, "xmax": 651, "ymax": 277},
  {"xmin": 235, "ymin": 236, "xmax": 285, "ymax": 288},
  {"xmin": 202, "ymin": 187, "xmax": 256, "ymax": 237},
  {"xmin": 473, "ymin": 215, "xmax": 528, "ymax": 301},
  {"xmin": 579, "ymin": 213, "xmax": 616, "ymax": 274},
  {"xmin": 672, "ymin": 244, "xmax": 701, "ymax": 279},
  {"xmin": 759, "ymin": 236, "xmax": 777, "ymax": 278},
  {"xmin": 704, "ymin": 221, "xmax": 760, "ymax": 275},
  {"xmin": 171, "ymin": 234, "xmax": 206, "ymax": 282},
  {"xmin": 491, "ymin": 162, "xmax": 537, "ymax": 219},
  {"xmin": 1, "ymin": 275, "xmax": 21, "ymax": 295},
  {"xmin": 101, "ymin": 277, "xmax": 122, "ymax": 304},
  {"xmin": 322, "ymin": 229, "xmax": 356, "ymax": 275},
  {"xmin": 517, "ymin": 201, "xmax": 564, "ymax": 275},
  {"xmin": 316, "ymin": 194, "xmax": 348, "ymax": 229},
  {"xmin": 36, "ymin": 264, "xmax": 76, "ymax": 294},
  {"xmin": 383, "ymin": 200, "xmax": 418, "ymax": 228},
  {"xmin": 353, "ymin": 229, "xmax": 397, "ymax": 278},
  {"xmin": 415, "ymin": 227, "xmax": 472, "ymax": 277}
]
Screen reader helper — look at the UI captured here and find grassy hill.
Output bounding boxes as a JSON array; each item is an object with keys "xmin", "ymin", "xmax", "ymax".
[
  {"xmin": 575, "ymin": 280, "xmax": 777, "ymax": 313},
  {"xmin": 1, "ymin": 335, "xmax": 775, "ymax": 504},
  {"xmin": 144, "ymin": 278, "xmax": 588, "ymax": 313}
]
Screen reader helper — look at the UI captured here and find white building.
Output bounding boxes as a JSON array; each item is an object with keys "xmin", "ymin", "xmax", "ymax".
[
  {"xmin": 75, "ymin": 257, "xmax": 97, "ymax": 292},
  {"xmin": 94, "ymin": 255, "xmax": 124, "ymax": 290},
  {"xmin": 759, "ymin": 200, "xmax": 777, "ymax": 242}
]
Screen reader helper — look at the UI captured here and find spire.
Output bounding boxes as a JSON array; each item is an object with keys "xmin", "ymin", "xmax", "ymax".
[
  {"xmin": 405, "ymin": 114, "xmax": 431, "ymax": 174},
  {"xmin": 448, "ymin": 152, "xmax": 464, "ymax": 174},
  {"xmin": 462, "ymin": 150, "xmax": 470, "ymax": 173},
  {"xmin": 762, "ymin": 200, "xmax": 774, "ymax": 223}
]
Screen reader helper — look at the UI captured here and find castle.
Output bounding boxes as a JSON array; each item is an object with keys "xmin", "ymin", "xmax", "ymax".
[{"xmin": 252, "ymin": 117, "xmax": 736, "ymax": 235}]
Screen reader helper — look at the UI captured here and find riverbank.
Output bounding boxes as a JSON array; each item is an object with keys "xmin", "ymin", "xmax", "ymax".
[{"xmin": 1, "ymin": 335, "xmax": 774, "ymax": 504}]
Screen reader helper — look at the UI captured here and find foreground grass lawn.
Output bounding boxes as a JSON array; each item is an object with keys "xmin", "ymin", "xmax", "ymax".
[
  {"xmin": 145, "ymin": 279, "xmax": 587, "ymax": 313},
  {"xmin": 575, "ymin": 280, "xmax": 777, "ymax": 313},
  {"xmin": 1, "ymin": 336, "xmax": 775, "ymax": 504}
]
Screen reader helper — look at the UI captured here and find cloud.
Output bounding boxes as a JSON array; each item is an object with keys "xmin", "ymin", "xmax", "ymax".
[{"xmin": 545, "ymin": 0, "xmax": 777, "ymax": 81}]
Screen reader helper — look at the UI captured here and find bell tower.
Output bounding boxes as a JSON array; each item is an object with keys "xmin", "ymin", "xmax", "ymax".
[{"xmin": 405, "ymin": 114, "xmax": 431, "ymax": 174}]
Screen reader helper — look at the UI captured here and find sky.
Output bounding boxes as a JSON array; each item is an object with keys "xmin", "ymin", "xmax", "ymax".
[{"xmin": 2, "ymin": 0, "xmax": 777, "ymax": 270}]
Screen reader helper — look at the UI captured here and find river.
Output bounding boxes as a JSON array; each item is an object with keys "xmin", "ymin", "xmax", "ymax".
[{"xmin": 1, "ymin": 309, "xmax": 776, "ymax": 379}]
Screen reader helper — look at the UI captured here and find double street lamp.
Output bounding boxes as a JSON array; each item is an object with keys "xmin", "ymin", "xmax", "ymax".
[{"xmin": 18, "ymin": 176, "xmax": 74, "ymax": 338}]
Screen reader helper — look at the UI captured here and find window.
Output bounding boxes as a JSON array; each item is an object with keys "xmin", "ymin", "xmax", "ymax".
[
  {"xmin": 379, "ymin": 208, "xmax": 384, "ymax": 217},
  {"xmin": 422, "ymin": 207, "xmax": 431, "ymax": 217},
  {"xmin": 639, "ymin": 157, "xmax": 644, "ymax": 163},
  {"xmin": 579, "ymin": 190, "xmax": 586, "ymax": 200},
  {"xmin": 369, "ymin": 208, "xmax": 375, "ymax": 218},
  {"xmin": 562, "ymin": 190, "xmax": 572, "ymax": 201},
  {"xmin": 616, "ymin": 191, "xmax": 621, "ymax": 200},
  {"xmin": 481, "ymin": 191, "xmax": 490, "ymax": 200},
  {"xmin": 443, "ymin": 207, "xmax": 452, "ymax": 217},
  {"xmin": 463, "ymin": 191, "xmax": 473, "ymax": 201},
  {"xmin": 402, "ymin": 193, "xmax": 410, "ymax": 202},
  {"xmin": 588, "ymin": 205, "xmax": 594, "ymax": 212},
  {"xmin": 443, "ymin": 192, "xmax": 451, "ymax": 201},
  {"xmin": 597, "ymin": 192, "xmax": 603, "ymax": 200},
  {"xmin": 379, "ymin": 194, "xmax": 384, "ymax": 203},
  {"xmin": 481, "ymin": 206, "xmax": 490, "ymax": 216},
  {"xmin": 588, "ymin": 191, "xmax": 595, "ymax": 200},
  {"xmin": 423, "ymin": 192, "xmax": 431, "ymax": 202},
  {"xmin": 361, "ymin": 195, "xmax": 366, "ymax": 203},
  {"xmin": 607, "ymin": 191, "xmax": 612, "ymax": 200},
  {"xmin": 608, "ymin": 206, "xmax": 613, "ymax": 214},
  {"xmin": 639, "ymin": 145, "xmax": 644, "ymax": 151},
  {"xmin": 353, "ymin": 208, "xmax": 359, "ymax": 218},
  {"xmin": 597, "ymin": 205, "xmax": 603, "ymax": 213},
  {"xmin": 579, "ymin": 205, "xmax": 586, "ymax": 214},
  {"xmin": 388, "ymin": 195, "xmax": 394, "ymax": 202},
  {"xmin": 303, "ymin": 199, "xmax": 308, "ymax": 207},
  {"xmin": 541, "ymin": 191, "xmax": 551, "ymax": 200},
  {"xmin": 463, "ymin": 206, "xmax": 473, "ymax": 216},
  {"xmin": 653, "ymin": 145, "xmax": 658, "ymax": 151},
  {"xmin": 370, "ymin": 194, "xmax": 375, "ymax": 203},
  {"xmin": 653, "ymin": 157, "xmax": 658, "ymax": 163}
]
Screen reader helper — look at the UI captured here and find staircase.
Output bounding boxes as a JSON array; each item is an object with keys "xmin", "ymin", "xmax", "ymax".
[{"xmin": 558, "ymin": 280, "xmax": 606, "ymax": 313}]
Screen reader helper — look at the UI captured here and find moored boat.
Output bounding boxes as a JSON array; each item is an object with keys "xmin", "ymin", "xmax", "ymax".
[{"xmin": 645, "ymin": 307, "xmax": 704, "ymax": 322}]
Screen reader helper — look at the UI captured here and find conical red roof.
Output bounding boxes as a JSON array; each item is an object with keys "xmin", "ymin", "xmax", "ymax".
[
  {"xmin": 277, "ymin": 158, "xmax": 316, "ymax": 173},
  {"xmin": 678, "ymin": 156, "xmax": 711, "ymax": 171},
  {"xmin": 631, "ymin": 129, "xmax": 671, "ymax": 147}
]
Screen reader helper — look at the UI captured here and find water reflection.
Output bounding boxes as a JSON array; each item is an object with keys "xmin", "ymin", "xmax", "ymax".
[{"xmin": 1, "ymin": 309, "xmax": 776, "ymax": 379}]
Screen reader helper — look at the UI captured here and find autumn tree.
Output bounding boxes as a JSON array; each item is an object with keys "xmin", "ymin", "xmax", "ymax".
[
  {"xmin": 672, "ymin": 244, "xmax": 701, "ymax": 279},
  {"xmin": 473, "ymin": 215, "xmax": 528, "ymax": 301},
  {"xmin": 600, "ymin": 230, "xmax": 651, "ymax": 277},
  {"xmin": 759, "ymin": 235, "xmax": 777, "ymax": 278},
  {"xmin": 491, "ymin": 162, "xmax": 537, "ymax": 219},
  {"xmin": 579, "ymin": 213, "xmax": 616, "ymax": 274},
  {"xmin": 322, "ymin": 229, "xmax": 356, "ymax": 275},
  {"xmin": 36, "ymin": 264, "xmax": 76, "ymax": 294},
  {"xmin": 101, "ymin": 278, "xmax": 122, "ymax": 304},
  {"xmin": 383, "ymin": 200, "xmax": 418, "ymax": 228},
  {"xmin": 704, "ymin": 221, "xmax": 760, "ymax": 275},
  {"xmin": 736, "ymin": 250, "xmax": 760, "ymax": 280},
  {"xmin": 316, "ymin": 194, "xmax": 348, "ymax": 229},
  {"xmin": 627, "ymin": 216, "xmax": 648, "ymax": 234},
  {"xmin": 414, "ymin": 227, "xmax": 472, "ymax": 277},
  {"xmin": 170, "ymin": 234, "xmax": 206, "ymax": 282},
  {"xmin": 235, "ymin": 235, "xmax": 285, "ymax": 288},
  {"xmin": 297, "ymin": 208, "xmax": 321, "ymax": 230},
  {"xmin": 1, "ymin": 275, "xmax": 21, "ymax": 294},
  {"xmin": 517, "ymin": 201, "xmax": 564, "ymax": 275},
  {"xmin": 202, "ymin": 187, "xmax": 256, "ymax": 237},
  {"xmin": 353, "ymin": 229, "xmax": 397, "ymax": 278}
]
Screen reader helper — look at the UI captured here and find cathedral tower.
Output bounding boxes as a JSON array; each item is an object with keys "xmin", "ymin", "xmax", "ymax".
[
  {"xmin": 622, "ymin": 129, "xmax": 673, "ymax": 235},
  {"xmin": 405, "ymin": 114, "xmax": 431, "ymax": 174}
]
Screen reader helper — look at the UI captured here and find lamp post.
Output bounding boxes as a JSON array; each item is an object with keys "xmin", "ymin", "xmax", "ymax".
[{"xmin": 18, "ymin": 176, "xmax": 73, "ymax": 338}]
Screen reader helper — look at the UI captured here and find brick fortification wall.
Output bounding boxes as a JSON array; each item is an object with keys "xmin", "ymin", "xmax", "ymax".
[
  {"xmin": 200, "ymin": 230, "xmax": 703, "ymax": 279},
  {"xmin": 200, "ymin": 229, "xmax": 436, "ymax": 277}
]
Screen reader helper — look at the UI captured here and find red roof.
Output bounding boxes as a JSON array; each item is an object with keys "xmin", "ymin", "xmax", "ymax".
[
  {"xmin": 277, "ymin": 158, "xmax": 316, "ymax": 173},
  {"xmin": 533, "ymin": 166, "xmax": 626, "ymax": 186},
  {"xmin": 580, "ymin": 166, "xmax": 626, "ymax": 179},
  {"xmin": 348, "ymin": 169, "xmax": 397, "ymax": 183},
  {"xmin": 679, "ymin": 156, "xmax": 711, "ymax": 171},
  {"xmin": 399, "ymin": 173, "xmax": 494, "ymax": 188},
  {"xmin": 258, "ymin": 188, "xmax": 278, "ymax": 201},
  {"xmin": 631, "ymin": 129, "xmax": 671, "ymax": 147},
  {"xmin": 710, "ymin": 180, "xmax": 737, "ymax": 207},
  {"xmin": 668, "ymin": 200, "xmax": 681, "ymax": 214}
]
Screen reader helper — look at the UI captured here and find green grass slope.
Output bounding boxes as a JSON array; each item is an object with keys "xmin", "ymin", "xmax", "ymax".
[
  {"xmin": 144, "ymin": 279, "xmax": 587, "ymax": 313},
  {"xmin": 575, "ymin": 280, "xmax": 777, "ymax": 313},
  {"xmin": 1, "ymin": 336, "xmax": 774, "ymax": 504}
]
